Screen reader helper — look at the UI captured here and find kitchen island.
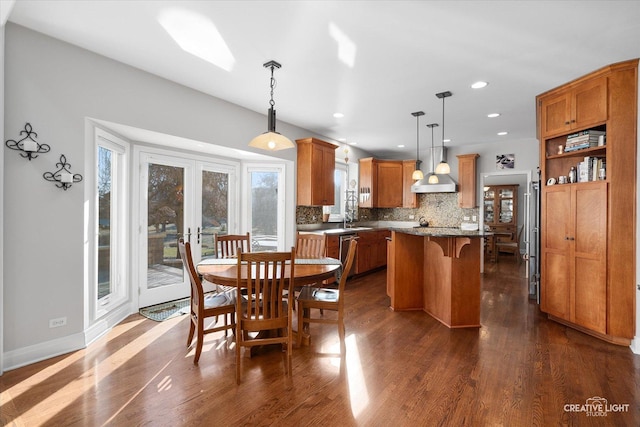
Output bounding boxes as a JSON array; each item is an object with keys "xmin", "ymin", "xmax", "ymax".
[{"xmin": 387, "ymin": 228, "xmax": 489, "ymax": 328}]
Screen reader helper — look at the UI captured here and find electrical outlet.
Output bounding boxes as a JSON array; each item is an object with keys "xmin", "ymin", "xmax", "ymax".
[
  {"xmin": 472, "ymin": 215, "xmax": 477, "ymax": 222},
  {"xmin": 464, "ymin": 216, "xmax": 470, "ymax": 221},
  {"xmin": 409, "ymin": 215, "xmax": 415, "ymax": 220},
  {"xmin": 49, "ymin": 317, "xmax": 67, "ymax": 328}
]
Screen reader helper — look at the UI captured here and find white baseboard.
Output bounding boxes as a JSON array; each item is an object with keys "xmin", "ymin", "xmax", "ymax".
[
  {"xmin": 630, "ymin": 337, "xmax": 640, "ymax": 355},
  {"xmin": 3, "ymin": 332, "xmax": 86, "ymax": 371},
  {"xmin": 3, "ymin": 302, "xmax": 135, "ymax": 372}
]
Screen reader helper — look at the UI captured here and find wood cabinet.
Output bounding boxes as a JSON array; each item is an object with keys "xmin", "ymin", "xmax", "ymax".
[
  {"xmin": 355, "ymin": 229, "xmax": 390, "ymax": 274},
  {"xmin": 402, "ymin": 160, "xmax": 418, "ymax": 208},
  {"xmin": 359, "ymin": 158, "xmax": 414, "ymax": 208},
  {"xmin": 457, "ymin": 153, "xmax": 479, "ymax": 208},
  {"xmin": 541, "ymin": 182, "xmax": 607, "ymax": 334},
  {"xmin": 539, "ymin": 76, "xmax": 607, "ymax": 138},
  {"xmin": 483, "ymin": 185, "xmax": 518, "ymax": 262},
  {"xmin": 537, "ymin": 59, "xmax": 637, "ymax": 344},
  {"xmin": 296, "ymin": 137, "xmax": 337, "ymax": 206}
]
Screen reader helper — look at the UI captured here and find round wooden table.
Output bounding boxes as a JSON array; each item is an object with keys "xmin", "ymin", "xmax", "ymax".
[{"xmin": 197, "ymin": 258, "xmax": 341, "ymax": 289}]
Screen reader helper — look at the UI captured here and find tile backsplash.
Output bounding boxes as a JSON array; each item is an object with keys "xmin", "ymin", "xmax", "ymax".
[{"xmin": 297, "ymin": 193, "xmax": 479, "ymax": 227}]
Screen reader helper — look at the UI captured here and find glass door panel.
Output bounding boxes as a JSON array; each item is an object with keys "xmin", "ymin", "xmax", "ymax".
[
  {"xmin": 199, "ymin": 169, "xmax": 229, "ymax": 259},
  {"xmin": 139, "ymin": 154, "xmax": 192, "ymax": 308}
]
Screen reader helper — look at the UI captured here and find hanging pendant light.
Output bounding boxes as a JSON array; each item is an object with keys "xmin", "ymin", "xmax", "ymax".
[
  {"xmin": 426, "ymin": 123, "xmax": 439, "ymax": 184},
  {"xmin": 435, "ymin": 91, "xmax": 452, "ymax": 174},
  {"xmin": 249, "ymin": 60, "xmax": 295, "ymax": 150},
  {"xmin": 411, "ymin": 111, "xmax": 425, "ymax": 180}
]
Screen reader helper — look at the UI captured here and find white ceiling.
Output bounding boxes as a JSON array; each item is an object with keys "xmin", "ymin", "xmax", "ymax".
[{"xmin": 6, "ymin": 1, "xmax": 640, "ymax": 158}]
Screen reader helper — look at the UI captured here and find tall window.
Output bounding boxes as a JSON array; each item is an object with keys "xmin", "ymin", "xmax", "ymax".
[
  {"xmin": 330, "ymin": 163, "xmax": 348, "ymax": 220},
  {"xmin": 96, "ymin": 131, "xmax": 128, "ymax": 311},
  {"xmin": 246, "ymin": 165, "xmax": 285, "ymax": 252}
]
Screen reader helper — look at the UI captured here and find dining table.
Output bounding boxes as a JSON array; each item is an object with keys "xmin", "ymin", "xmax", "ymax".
[{"xmin": 196, "ymin": 256, "xmax": 342, "ymax": 348}]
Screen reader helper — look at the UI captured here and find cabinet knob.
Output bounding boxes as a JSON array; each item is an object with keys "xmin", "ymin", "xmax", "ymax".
[
  {"xmin": 565, "ymin": 121, "xmax": 570, "ymax": 125},
  {"xmin": 565, "ymin": 236, "xmax": 575, "ymax": 241}
]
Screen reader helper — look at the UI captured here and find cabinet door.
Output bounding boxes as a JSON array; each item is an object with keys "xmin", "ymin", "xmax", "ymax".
[
  {"xmin": 402, "ymin": 160, "xmax": 417, "ymax": 208},
  {"xmin": 573, "ymin": 76, "xmax": 608, "ymax": 130},
  {"xmin": 457, "ymin": 154, "xmax": 479, "ymax": 208},
  {"xmin": 541, "ymin": 185, "xmax": 572, "ymax": 320},
  {"xmin": 358, "ymin": 158, "xmax": 375, "ymax": 208},
  {"xmin": 573, "ymin": 182, "xmax": 607, "ymax": 333},
  {"xmin": 376, "ymin": 161, "xmax": 403, "ymax": 207},
  {"xmin": 319, "ymin": 145, "xmax": 335, "ymax": 204},
  {"xmin": 540, "ymin": 92, "xmax": 571, "ymax": 138}
]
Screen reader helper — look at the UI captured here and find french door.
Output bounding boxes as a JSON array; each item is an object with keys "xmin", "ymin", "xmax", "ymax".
[{"xmin": 137, "ymin": 151, "xmax": 237, "ymax": 308}]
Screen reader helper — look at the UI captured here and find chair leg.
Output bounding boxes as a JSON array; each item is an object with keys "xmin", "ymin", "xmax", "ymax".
[
  {"xmin": 193, "ymin": 323, "xmax": 204, "ymax": 364},
  {"xmin": 236, "ymin": 323, "xmax": 242, "ymax": 384},
  {"xmin": 297, "ymin": 304, "xmax": 304, "ymax": 347},
  {"xmin": 338, "ymin": 316, "xmax": 346, "ymax": 354},
  {"xmin": 187, "ymin": 319, "xmax": 195, "ymax": 347}
]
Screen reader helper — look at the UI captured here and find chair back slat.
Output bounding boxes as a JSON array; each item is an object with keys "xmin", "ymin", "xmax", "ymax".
[
  {"xmin": 295, "ymin": 232, "xmax": 326, "ymax": 258},
  {"xmin": 215, "ymin": 232, "xmax": 251, "ymax": 258},
  {"xmin": 238, "ymin": 249, "xmax": 294, "ymax": 325}
]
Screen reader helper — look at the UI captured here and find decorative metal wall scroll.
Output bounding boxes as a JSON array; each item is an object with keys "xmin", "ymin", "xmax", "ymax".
[
  {"xmin": 43, "ymin": 154, "xmax": 83, "ymax": 190},
  {"xmin": 5, "ymin": 123, "xmax": 51, "ymax": 160}
]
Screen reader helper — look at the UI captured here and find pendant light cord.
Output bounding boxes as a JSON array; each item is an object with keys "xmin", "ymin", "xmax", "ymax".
[{"xmin": 269, "ymin": 65, "xmax": 276, "ymax": 108}]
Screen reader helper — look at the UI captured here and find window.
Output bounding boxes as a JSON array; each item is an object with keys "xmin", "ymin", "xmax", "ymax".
[
  {"xmin": 329, "ymin": 163, "xmax": 348, "ymax": 221},
  {"xmin": 245, "ymin": 164, "xmax": 285, "ymax": 252},
  {"xmin": 95, "ymin": 129, "xmax": 129, "ymax": 315}
]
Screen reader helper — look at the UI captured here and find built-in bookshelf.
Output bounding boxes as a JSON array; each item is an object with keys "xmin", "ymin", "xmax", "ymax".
[{"xmin": 536, "ymin": 59, "xmax": 638, "ymax": 345}]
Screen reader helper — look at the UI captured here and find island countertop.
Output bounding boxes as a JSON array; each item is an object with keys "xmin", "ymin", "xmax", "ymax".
[{"xmin": 389, "ymin": 227, "xmax": 490, "ymax": 238}]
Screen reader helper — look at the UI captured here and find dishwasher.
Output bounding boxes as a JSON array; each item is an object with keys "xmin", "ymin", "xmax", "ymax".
[{"xmin": 339, "ymin": 233, "xmax": 358, "ymax": 278}]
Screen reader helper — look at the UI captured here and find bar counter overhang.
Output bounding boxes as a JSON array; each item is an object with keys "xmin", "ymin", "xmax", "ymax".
[{"xmin": 386, "ymin": 227, "xmax": 489, "ymax": 328}]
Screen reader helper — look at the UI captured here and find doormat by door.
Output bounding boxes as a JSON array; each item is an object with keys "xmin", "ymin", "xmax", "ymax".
[{"xmin": 139, "ymin": 298, "xmax": 190, "ymax": 322}]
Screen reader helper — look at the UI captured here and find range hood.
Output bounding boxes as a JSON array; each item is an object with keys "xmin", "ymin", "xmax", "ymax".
[
  {"xmin": 411, "ymin": 173, "xmax": 457, "ymax": 193},
  {"xmin": 411, "ymin": 147, "xmax": 457, "ymax": 193}
]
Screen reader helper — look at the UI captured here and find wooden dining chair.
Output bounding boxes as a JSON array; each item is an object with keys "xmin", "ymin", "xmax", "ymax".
[
  {"xmin": 295, "ymin": 232, "xmax": 326, "ymax": 258},
  {"xmin": 296, "ymin": 238, "xmax": 357, "ymax": 352},
  {"xmin": 178, "ymin": 238, "xmax": 236, "ymax": 364},
  {"xmin": 214, "ymin": 232, "xmax": 251, "ymax": 258},
  {"xmin": 235, "ymin": 248, "xmax": 296, "ymax": 384},
  {"xmin": 496, "ymin": 225, "xmax": 523, "ymax": 263}
]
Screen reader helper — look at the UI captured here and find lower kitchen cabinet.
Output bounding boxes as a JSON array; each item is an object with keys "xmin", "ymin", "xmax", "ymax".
[{"xmin": 355, "ymin": 230, "xmax": 390, "ymax": 274}]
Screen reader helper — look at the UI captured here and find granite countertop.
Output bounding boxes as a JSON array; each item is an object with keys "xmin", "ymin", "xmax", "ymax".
[{"xmin": 390, "ymin": 227, "xmax": 490, "ymax": 238}]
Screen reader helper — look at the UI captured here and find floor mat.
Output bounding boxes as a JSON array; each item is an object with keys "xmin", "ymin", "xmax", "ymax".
[{"xmin": 139, "ymin": 298, "xmax": 190, "ymax": 322}]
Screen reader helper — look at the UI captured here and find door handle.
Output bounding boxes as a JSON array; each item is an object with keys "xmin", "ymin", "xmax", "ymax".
[
  {"xmin": 185, "ymin": 227, "xmax": 191, "ymax": 243},
  {"xmin": 197, "ymin": 227, "xmax": 201, "ymax": 244}
]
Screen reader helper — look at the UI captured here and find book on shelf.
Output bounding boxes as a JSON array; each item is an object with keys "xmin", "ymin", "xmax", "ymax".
[
  {"xmin": 565, "ymin": 130, "xmax": 606, "ymax": 151},
  {"xmin": 577, "ymin": 156, "xmax": 606, "ymax": 182}
]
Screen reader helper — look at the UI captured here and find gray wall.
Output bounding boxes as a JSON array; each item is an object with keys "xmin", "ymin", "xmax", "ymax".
[{"xmin": 1, "ymin": 23, "xmax": 372, "ymax": 368}]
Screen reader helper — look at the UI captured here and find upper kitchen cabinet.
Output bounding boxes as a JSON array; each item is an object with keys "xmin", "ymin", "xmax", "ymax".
[
  {"xmin": 296, "ymin": 138, "xmax": 337, "ymax": 206},
  {"xmin": 402, "ymin": 160, "xmax": 418, "ymax": 208},
  {"xmin": 358, "ymin": 158, "xmax": 406, "ymax": 208},
  {"xmin": 457, "ymin": 153, "xmax": 479, "ymax": 208},
  {"xmin": 538, "ymin": 75, "xmax": 607, "ymax": 139}
]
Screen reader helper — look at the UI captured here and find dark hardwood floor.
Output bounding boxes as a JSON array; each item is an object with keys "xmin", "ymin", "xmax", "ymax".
[{"xmin": 2, "ymin": 258, "xmax": 639, "ymax": 426}]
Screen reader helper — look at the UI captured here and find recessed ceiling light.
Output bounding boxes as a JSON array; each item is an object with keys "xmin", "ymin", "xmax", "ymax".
[
  {"xmin": 487, "ymin": 113, "xmax": 501, "ymax": 118},
  {"xmin": 333, "ymin": 112, "xmax": 344, "ymax": 118},
  {"xmin": 348, "ymin": 141, "xmax": 357, "ymax": 145},
  {"xmin": 397, "ymin": 144, "xmax": 405, "ymax": 148},
  {"xmin": 471, "ymin": 81, "xmax": 488, "ymax": 89},
  {"xmin": 443, "ymin": 139, "xmax": 451, "ymax": 143},
  {"xmin": 497, "ymin": 131, "xmax": 508, "ymax": 136}
]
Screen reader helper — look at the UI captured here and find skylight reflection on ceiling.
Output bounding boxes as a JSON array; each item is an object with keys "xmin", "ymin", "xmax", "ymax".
[
  {"xmin": 158, "ymin": 8, "xmax": 235, "ymax": 72},
  {"xmin": 329, "ymin": 22, "xmax": 356, "ymax": 68}
]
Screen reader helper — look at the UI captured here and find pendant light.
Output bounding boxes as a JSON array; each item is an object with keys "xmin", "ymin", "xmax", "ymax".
[
  {"xmin": 435, "ymin": 91, "xmax": 452, "ymax": 174},
  {"xmin": 249, "ymin": 60, "xmax": 295, "ymax": 150},
  {"xmin": 427, "ymin": 123, "xmax": 439, "ymax": 184},
  {"xmin": 411, "ymin": 111, "xmax": 425, "ymax": 180}
]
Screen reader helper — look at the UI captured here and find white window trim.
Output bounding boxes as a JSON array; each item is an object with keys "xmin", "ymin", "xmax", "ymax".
[{"xmin": 87, "ymin": 127, "xmax": 131, "ymax": 324}]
